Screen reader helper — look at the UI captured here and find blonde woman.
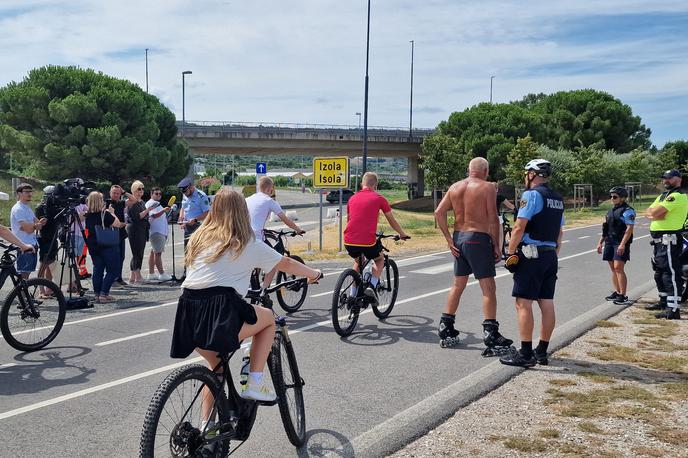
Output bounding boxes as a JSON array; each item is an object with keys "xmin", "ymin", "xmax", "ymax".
[
  {"xmin": 126, "ymin": 180, "xmax": 158, "ymax": 283},
  {"xmin": 170, "ymin": 187, "xmax": 321, "ymax": 404},
  {"xmin": 84, "ymin": 192, "xmax": 125, "ymax": 302}
]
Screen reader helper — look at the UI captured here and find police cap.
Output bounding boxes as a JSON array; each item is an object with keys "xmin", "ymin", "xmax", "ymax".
[
  {"xmin": 661, "ymin": 169, "xmax": 681, "ymax": 179},
  {"xmin": 177, "ymin": 177, "xmax": 194, "ymax": 190}
]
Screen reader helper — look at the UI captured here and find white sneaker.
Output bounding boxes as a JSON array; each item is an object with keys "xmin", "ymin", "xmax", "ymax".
[
  {"xmin": 157, "ymin": 273, "xmax": 172, "ymax": 282},
  {"xmin": 146, "ymin": 273, "xmax": 159, "ymax": 282},
  {"xmin": 240, "ymin": 381, "xmax": 277, "ymax": 402}
]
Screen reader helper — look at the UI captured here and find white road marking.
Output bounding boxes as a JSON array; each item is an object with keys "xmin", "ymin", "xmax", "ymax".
[
  {"xmin": 396, "ymin": 256, "xmax": 443, "ymax": 267},
  {"xmin": 0, "ymin": 363, "xmax": 18, "ymax": 369},
  {"xmin": 561, "ymin": 240, "xmax": 570, "ymax": 244},
  {"xmin": 310, "ymin": 291, "xmax": 333, "ymax": 298},
  {"xmin": 398, "ymin": 276, "xmax": 407, "ymax": 280},
  {"xmin": 95, "ymin": 329, "xmax": 168, "ymax": 347},
  {"xmin": 578, "ymin": 236, "xmax": 590, "ymax": 239},
  {"xmin": 410, "ymin": 263, "xmax": 455, "ymax": 275}
]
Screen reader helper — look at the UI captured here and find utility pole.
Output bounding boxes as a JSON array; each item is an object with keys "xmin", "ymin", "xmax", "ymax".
[
  {"xmin": 145, "ymin": 48, "xmax": 149, "ymax": 93},
  {"xmin": 490, "ymin": 75, "xmax": 495, "ymax": 104},
  {"xmin": 409, "ymin": 40, "xmax": 414, "ymax": 138},
  {"xmin": 361, "ymin": 0, "xmax": 371, "ymax": 177}
]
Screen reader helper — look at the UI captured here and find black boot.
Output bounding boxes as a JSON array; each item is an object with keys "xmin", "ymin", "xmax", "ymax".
[
  {"xmin": 499, "ymin": 350, "xmax": 536, "ymax": 367},
  {"xmin": 655, "ymin": 308, "xmax": 681, "ymax": 320},
  {"xmin": 645, "ymin": 299, "xmax": 667, "ymax": 311}
]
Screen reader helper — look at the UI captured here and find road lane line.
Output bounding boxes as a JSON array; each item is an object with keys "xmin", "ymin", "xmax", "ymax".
[
  {"xmin": 410, "ymin": 263, "xmax": 454, "ymax": 275},
  {"xmin": 95, "ymin": 329, "xmax": 168, "ymax": 347},
  {"xmin": 0, "ymin": 242, "xmax": 633, "ymax": 419},
  {"xmin": 0, "ymin": 363, "xmax": 18, "ymax": 369},
  {"xmin": 561, "ymin": 240, "xmax": 570, "ymax": 243},
  {"xmin": 310, "ymin": 291, "xmax": 333, "ymax": 298},
  {"xmin": 578, "ymin": 236, "xmax": 590, "ymax": 239}
]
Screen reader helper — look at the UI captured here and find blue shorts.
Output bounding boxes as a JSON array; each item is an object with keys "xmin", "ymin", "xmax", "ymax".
[
  {"xmin": 16, "ymin": 251, "xmax": 38, "ymax": 274},
  {"xmin": 512, "ymin": 250, "xmax": 558, "ymax": 300},
  {"xmin": 453, "ymin": 231, "xmax": 496, "ymax": 279},
  {"xmin": 602, "ymin": 241, "xmax": 630, "ymax": 262}
]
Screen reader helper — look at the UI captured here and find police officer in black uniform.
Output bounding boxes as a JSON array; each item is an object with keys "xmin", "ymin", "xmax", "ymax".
[
  {"xmin": 500, "ymin": 159, "xmax": 565, "ymax": 368},
  {"xmin": 597, "ymin": 186, "xmax": 636, "ymax": 305}
]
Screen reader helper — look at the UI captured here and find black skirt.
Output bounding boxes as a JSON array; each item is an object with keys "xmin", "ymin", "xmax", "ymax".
[{"xmin": 170, "ymin": 286, "xmax": 258, "ymax": 359}]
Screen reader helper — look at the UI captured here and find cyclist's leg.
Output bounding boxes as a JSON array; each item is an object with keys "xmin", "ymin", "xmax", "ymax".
[
  {"xmin": 238, "ymin": 305, "xmax": 276, "ymax": 373},
  {"xmin": 196, "ymin": 348, "xmax": 223, "ymax": 422}
]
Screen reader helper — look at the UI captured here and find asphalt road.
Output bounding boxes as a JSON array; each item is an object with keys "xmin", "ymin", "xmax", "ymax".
[{"xmin": 0, "ymin": 219, "xmax": 657, "ymax": 457}]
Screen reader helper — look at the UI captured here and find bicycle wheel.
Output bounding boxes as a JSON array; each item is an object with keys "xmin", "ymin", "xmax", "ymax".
[
  {"xmin": 331, "ymin": 269, "xmax": 361, "ymax": 336},
  {"xmin": 372, "ymin": 258, "xmax": 399, "ymax": 319},
  {"xmin": 268, "ymin": 332, "xmax": 306, "ymax": 446},
  {"xmin": 140, "ymin": 364, "xmax": 229, "ymax": 458},
  {"xmin": 502, "ymin": 227, "xmax": 512, "ymax": 258},
  {"xmin": 0, "ymin": 278, "xmax": 66, "ymax": 352},
  {"xmin": 276, "ymin": 255, "xmax": 309, "ymax": 313}
]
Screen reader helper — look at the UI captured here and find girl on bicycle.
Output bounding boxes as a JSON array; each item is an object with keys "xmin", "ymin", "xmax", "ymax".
[{"xmin": 170, "ymin": 187, "xmax": 321, "ymax": 402}]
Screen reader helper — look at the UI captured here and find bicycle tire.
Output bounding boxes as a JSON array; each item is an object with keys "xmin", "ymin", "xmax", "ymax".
[
  {"xmin": 139, "ymin": 364, "xmax": 229, "ymax": 458},
  {"xmin": 268, "ymin": 332, "xmax": 306, "ymax": 446},
  {"xmin": 502, "ymin": 227, "xmax": 512, "ymax": 258},
  {"xmin": 331, "ymin": 269, "xmax": 361, "ymax": 336},
  {"xmin": 0, "ymin": 278, "xmax": 66, "ymax": 352},
  {"xmin": 276, "ymin": 255, "xmax": 309, "ymax": 313},
  {"xmin": 372, "ymin": 258, "xmax": 399, "ymax": 319}
]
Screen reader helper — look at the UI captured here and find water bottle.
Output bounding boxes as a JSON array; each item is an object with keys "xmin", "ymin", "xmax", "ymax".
[{"xmin": 239, "ymin": 346, "xmax": 251, "ymax": 386}]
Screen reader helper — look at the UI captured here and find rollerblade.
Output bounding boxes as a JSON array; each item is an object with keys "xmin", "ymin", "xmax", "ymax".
[
  {"xmin": 438, "ymin": 313, "xmax": 461, "ymax": 348},
  {"xmin": 481, "ymin": 320, "xmax": 516, "ymax": 357}
]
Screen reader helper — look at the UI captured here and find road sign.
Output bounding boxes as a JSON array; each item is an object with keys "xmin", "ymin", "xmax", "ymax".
[
  {"xmin": 313, "ymin": 157, "xmax": 349, "ymax": 189},
  {"xmin": 256, "ymin": 162, "xmax": 267, "ymax": 174}
]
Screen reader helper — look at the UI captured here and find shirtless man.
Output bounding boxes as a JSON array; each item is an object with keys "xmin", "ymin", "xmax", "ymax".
[{"xmin": 434, "ymin": 157, "xmax": 515, "ymax": 355}]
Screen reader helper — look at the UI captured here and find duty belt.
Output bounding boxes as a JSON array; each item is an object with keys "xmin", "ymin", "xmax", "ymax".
[{"xmin": 650, "ymin": 234, "xmax": 678, "ymax": 245}]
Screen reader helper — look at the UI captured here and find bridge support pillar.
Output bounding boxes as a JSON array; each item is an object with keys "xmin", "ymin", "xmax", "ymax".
[{"xmin": 407, "ymin": 156, "xmax": 424, "ymax": 199}]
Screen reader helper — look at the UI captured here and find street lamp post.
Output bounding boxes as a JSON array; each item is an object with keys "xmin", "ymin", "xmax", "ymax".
[
  {"xmin": 409, "ymin": 40, "xmax": 414, "ymax": 139},
  {"xmin": 361, "ymin": 0, "xmax": 371, "ymax": 177},
  {"xmin": 145, "ymin": 48, "xmax": 149, "ymax": 93},
  {"xmin": 355, "ymin": 112, "xmax": 362, "ymax": 190},
  {"xmin": 490, "ymin": 75, "xmax": 495, "ymax": 104},
  {"xmin": 181, "ymin": 71, "xmax": 192, "ymax": 138}
]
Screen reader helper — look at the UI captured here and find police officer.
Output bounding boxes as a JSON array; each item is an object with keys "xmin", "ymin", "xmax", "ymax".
[
  {"xmin": 645, "ymin": 169, "xmax": 688, "ymax": 319},
  {"xmin": 597, "ymin": 186, "xmax": 636, "ymax": 305},
  {"xmin": 500, "ymin": 159, "xmax": 564, "ymax": 368},
  {"xmin": 177, "ymin": 177, "xmax": 211, "ymax": 281}
]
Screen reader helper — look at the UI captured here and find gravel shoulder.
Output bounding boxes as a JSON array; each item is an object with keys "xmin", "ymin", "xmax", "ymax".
[{"xmin": 393, "ymin": 293, "xmax": 688, "ymax": 458}]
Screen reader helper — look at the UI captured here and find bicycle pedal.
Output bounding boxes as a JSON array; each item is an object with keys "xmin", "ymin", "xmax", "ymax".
[{"xmin": 256, "ymin": 399, "xmax": 279, "ymax": 407}]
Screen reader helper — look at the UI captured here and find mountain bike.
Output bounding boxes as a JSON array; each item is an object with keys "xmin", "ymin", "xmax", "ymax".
[
  {"xmin": 331, "ymin": 233, "xmax": 407, "ymax": 337},
  {"xmin": 0, "ymin": 241, "xmax": 66, "ymax": 351},
  {"xmin": 258, "ymin": 229, "xmax": 309, "ymax": 313},
  {"xmin": 139, "ymin": 275, "xmax": 315, "ymax": 457}
]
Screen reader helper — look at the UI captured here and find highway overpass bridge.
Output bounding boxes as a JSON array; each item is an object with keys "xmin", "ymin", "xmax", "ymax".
[{"xmin": 177, "ymin": 121, "xmax": 433, "ymax": 195}]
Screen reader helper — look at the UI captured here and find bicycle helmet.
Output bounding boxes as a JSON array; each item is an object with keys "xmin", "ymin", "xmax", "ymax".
[
  {"xmin": 524, "ymin": 159, "xmax": 552, "ymax": 177},
  {"xmin": 608, "ymin": 186, "xmax": 628, "ymax": 198}
]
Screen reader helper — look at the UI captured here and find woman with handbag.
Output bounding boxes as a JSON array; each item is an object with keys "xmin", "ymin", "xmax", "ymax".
[{"xmin": 85, "ymin": 191, "xmax": 125, "ymax": 303}]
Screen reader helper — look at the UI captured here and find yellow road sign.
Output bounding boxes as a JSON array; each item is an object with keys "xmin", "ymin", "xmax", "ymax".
[{"xmin": 313, "ymin": 157, "xmax": 349, "ymax": 188}]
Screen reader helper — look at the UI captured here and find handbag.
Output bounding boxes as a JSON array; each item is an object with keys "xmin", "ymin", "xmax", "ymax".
[{"xmin": 95, "ymin": 210, "xmax": 119, "ymax": 248}]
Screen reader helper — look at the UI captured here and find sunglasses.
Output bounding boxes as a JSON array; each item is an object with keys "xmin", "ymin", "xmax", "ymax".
[
  {"xmin": 152, "ymin": 192, "xmax": 161, "ymax": 195},
  {"xmin": 137, "ymin": 187, "xmax": 144, "ymax": 191},
  {"xmin": 610, "ymin": 195, "xmax": 620, "ymax": 199}
]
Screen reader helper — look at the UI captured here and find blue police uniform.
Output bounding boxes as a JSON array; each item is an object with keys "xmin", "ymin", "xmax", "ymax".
[
  {"xmin": 181, "ymin": 189, "xmax": 211, "ymax": 241},
  {"xmin": 512, "ymin": 184, "xmax": 565, "ymax": 300},
  {"xmin": 602, "ymin": 203, "xmax": 635, "ymax": 262}
]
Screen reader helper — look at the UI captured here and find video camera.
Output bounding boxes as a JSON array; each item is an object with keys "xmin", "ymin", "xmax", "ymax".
[{"xmin": 48, "ymin": 178, "xmax": 96, "ymax": 208}]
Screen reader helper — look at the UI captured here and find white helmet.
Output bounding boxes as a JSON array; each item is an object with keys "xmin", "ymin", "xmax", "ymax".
[{"xmin": 524, "ymin": 159, "xmax": 552, "ymax": 177}]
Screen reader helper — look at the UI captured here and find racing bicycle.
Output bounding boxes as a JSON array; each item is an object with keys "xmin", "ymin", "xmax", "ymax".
[
  {"xmin": 257, "ymin": 229, "xmax": 309, "ymax": 313},
  {"xmin": 331, "ymin": 233, "xmax": 407, "ymax": 337},
  {"xmin": 0, "ymin": 241, "xmax": 66, "ymax": 351},
  {"xmin": 139, "ymin": 275, "xmax": 315, "ymax": 456}
]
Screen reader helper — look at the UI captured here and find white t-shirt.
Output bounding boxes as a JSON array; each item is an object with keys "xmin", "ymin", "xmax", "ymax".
[
  {"xmin": 146, "ymin": 199, "xmax": 168, "ymax": 236},
  {"xmin": 181, "ymin": 239, "xmax": 283, "ymax": 295},
  {"xmin": 10, "ymin": 201, "xmax": 37, "ymax": 245},
  {"xmin": 246, "ymin": 192, "xmax": 283, "ymax": 240}
]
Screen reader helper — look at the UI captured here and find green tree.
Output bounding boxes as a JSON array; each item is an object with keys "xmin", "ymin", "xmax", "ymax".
[
  {"xmin": 505, "ymin": 135, "xmax": 539, "ymax": 185},
  {"xmin": 0, "ymin": 65, "xmax": 191, "ymax": 185},
  {"xmin": 662, "ymin": 140, "xmax": 688, "ymax": 169},
  {"xmin": 420, "ymin": 133, "xmax": 470, "ymax": 189}
]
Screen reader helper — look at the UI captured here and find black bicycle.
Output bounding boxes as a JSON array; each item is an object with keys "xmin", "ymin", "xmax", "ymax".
[
  {"xmin": 0, "ymin": 242, "xmax": 66, "ymax": 352},
  {"xmin": 331, "ymin": 233, "xmax": 406, "ymax": 337},
  {"xmin": 257, "ymin": 229, "xmax": 309, "ymax": 313},
  {"xmin": 500, "ymin": 211, "xmax": 513, "ymax": 258},
  {"xmin": 139, "ymin": 277, "xmax": 312, "ymax": 456}
]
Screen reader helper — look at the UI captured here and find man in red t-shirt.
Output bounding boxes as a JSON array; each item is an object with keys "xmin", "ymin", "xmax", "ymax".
[{"xmin": 344, "ymin": 172, "xmax": 409, "ymax": 301}]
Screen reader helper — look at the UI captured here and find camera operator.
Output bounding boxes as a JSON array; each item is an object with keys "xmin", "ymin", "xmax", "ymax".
[
  {"xmin": 35, "ymin": 186, "xmax": 60, "ymax": 296},
  {"xmin": 105, "ymin": 185, "xmax": 136, "ymax": 287}
]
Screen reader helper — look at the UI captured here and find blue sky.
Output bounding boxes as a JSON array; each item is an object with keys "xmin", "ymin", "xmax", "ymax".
[{"xmin": 0, "ymin": 0, "xmax": 686, "ymax": 147}]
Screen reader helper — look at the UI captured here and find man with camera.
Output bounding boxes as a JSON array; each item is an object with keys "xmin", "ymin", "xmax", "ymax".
[
  {"xmin": 35, "ymin": 186, "xmax": 60, "ymax": 295},
  {"xmin": 10, "ymin": 183, "xmax": 46, "ymax": 279}
]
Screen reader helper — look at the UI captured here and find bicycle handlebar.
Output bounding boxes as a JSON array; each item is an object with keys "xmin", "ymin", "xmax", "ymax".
[
  {"xmin": 0, "ymin": 241, "xmax": 20, "ymax": 252},
  {"xmin": 376, "ymin": 233, "xmax": 411, "ymax": 241},
  {"xmin": 263, "ymin": 228, "xmax": 305, "ymax": 238}
]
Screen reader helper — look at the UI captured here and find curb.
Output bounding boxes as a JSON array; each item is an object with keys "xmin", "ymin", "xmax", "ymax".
[{"xmin": 331, "ymin": 279, "xmax": 657, "ymax": 458}]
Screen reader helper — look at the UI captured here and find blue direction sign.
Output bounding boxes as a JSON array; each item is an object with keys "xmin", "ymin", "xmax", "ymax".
[{"xmin": 256, "ymin": 162, "xmax": 267, "ymax": 174}]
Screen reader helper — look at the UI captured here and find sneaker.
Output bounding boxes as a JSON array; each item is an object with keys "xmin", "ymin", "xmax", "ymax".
[
  {"xmin": 146, "ymin": 273, "xmax": 159, "ymax": 282},
  {"xmin": 157, "ymin": 273, "xmax": 172, "ymax": 282},
  {"xmin": 605, "ymin": 291, "xmax": 620, "ymax": 301},
  {"xmin": 499, "ymin": 351, "xmax": 537, "ymax": 368},
  {"xmin": 613, "ymin": 295, "xmax": 632, "ymax": 306},
  {"xmin": 240, "ymin": 381, "xmax": 277, "ymax": 402},
  {"xmin": 363, "ymin": 287, "xmax": 379, "ymax": 306},
  {"xmin": 533, "ymin": 349, "xmax": 549, "ymax": 365},
  {"xmin": 645, "ymin": 302, "xmax": 666, "ymax": 311},
  {"xmin": 655, "ymin": 308, "xmax": 681, "ymax": 320}
]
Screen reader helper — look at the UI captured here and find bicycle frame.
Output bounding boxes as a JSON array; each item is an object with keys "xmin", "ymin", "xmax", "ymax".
[{"xmin": 0, "ymin": 248, "xmax": 22, "ymax": 293}]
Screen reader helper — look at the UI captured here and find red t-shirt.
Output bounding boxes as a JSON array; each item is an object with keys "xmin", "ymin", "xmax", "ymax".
[{"xmin": 344, "ymin": 189, "xmax": 392, "ymax": 246}]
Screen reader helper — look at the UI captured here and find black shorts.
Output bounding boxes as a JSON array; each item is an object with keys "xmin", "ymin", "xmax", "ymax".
[
  {"xmin": 170, "ymin": 286, "xmax": 257, "ymax": 359},
  {"xmin": 512, "ymin": 250, "xmax": 558, "ymax": 300},
  {"xmin": 345, "ymin": 241, "xmax": 383, "ymax": 261},
  {"xmin": 602, "ymin": 240, "xmax": 630, "ymax": 262},
  {"xmin": 453, "ymin": 231, "xmax": 496, "ymax": 279},
  {"xmin": 38, "ymin": 238, "xmax": 58, "ymax": 263}
]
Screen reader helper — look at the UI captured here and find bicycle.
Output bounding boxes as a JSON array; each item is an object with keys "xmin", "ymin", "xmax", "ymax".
[
  {"xmin": 256, "ymin": 228, "xmax": 309, "ymax": 313},
  {"xmin": 499, "ymin": 211, "xmax": 513, "ymax": 258},
  {"xmin": 139, "ymin": 275, "xmax": 314, "ymax": 456},
  {"xmin": 0, "ymin": 241, "xmax": 66, "ymax": 351},
  {"xmin": 331, "ymin": 233, "xmax": 406, "ymax": 337}
]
